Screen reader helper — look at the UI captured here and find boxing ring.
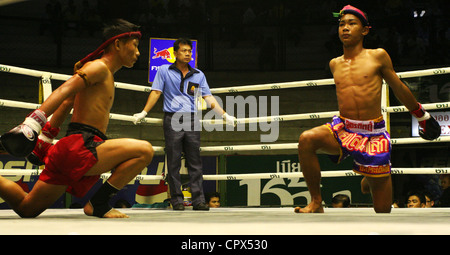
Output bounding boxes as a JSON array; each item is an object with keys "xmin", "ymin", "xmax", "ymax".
[{"xmin": 0, "ymin": 64, "xmax": 450, "ymax": 235}]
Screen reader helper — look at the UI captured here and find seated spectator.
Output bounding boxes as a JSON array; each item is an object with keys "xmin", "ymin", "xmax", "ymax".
[
  {"xmin": 205, "ymin": 192, "xmax": 220, "ymax": 208},
  {"xmin": 406, "ymin": 190, "xmax": 426, "ymax": 208},
  {"xmin": 437, "ymin": 174, "xmax": 450, "ymax": 207},
  {"xmin": 423, "ymin": 190, "xmax": 436, "ymax": 208},
  {"xmin": 331, "ymin": 194, "xmax": 350, "ymax": 208}
]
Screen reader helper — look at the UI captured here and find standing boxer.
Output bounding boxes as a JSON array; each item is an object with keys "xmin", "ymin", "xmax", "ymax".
[
  {"xmin": 0, "ymin": 19, "xmax": 153, "ymax": 218},
  {"xmin": 295, "ymin": 5, "xmax": 440, "ymax": 213}
]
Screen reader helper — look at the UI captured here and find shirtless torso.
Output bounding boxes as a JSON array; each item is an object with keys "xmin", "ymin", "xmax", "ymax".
[
  {"xmin": 331, "ymin": 49, "xmax": 384, "ymax": 120},
  {"xmin": 71, "ymin": 60, "xmax": 115, "ymax": 134},
  {"xmin": 330, "ymin": 47, "xmax": 421, "ymax": 122}
]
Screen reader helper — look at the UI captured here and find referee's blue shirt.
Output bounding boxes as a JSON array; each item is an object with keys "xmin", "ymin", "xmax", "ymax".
[{"xmin": 151, "ymin": 63, "xmax": 212, "ymax": 113}]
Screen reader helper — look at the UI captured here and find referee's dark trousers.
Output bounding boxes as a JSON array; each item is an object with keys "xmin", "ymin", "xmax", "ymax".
[{"xmin": 163, "ymin": 112, "xmax": 205, "ymax": 207}]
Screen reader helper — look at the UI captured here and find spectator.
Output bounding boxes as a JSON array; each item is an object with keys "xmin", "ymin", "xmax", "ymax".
[
  {"xmin": 205, "ymin": 192, "xmax": 220, "ymax": 208},
  {"xmin": 437, "ymin": 174, "xmax": 450, "ymax": 207},
  {"xmin": 423, "ymin": 190, "xmax": 435, "ymax": 208},
  {"xmin": 406, "ymin": 190, "xmax": 426, "ymax": 208},
  {"xmin": 331, "ymin": 194, "xmax": 350, "ymax": 208}
]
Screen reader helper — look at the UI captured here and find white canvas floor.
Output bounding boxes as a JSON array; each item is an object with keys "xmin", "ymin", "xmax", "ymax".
[{"xmin": 0, "ymin": 207, "xmax": 449, "ymax": 235}]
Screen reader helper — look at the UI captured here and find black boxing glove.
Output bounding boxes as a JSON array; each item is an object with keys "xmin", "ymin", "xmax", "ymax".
[
  {"xmin": 410, "ymin": 103, "xmax": 441, "ymax": 140},
  {"xmin": 0, "ymin": 109, "xmax": 47, "ymax": 157}
]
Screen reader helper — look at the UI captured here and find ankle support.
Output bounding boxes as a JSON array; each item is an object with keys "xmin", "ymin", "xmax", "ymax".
[{"xmin": 89, "ymin": 181, "xmax": 119, "ymax": 217}]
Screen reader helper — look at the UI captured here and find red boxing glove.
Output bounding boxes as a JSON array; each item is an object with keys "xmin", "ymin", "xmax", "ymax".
[{"xmin": 26, "ymin": 121, "xmax": 60, "ymax": 166}]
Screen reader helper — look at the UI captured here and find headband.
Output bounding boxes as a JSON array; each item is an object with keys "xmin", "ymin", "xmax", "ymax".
[
  {"xmin": 333, "ymin": 5, "xmax": 371, "ymax": 28},
  {"xmin": 74, "ymin": 31, "xmax": 142, "ymax": 72}
]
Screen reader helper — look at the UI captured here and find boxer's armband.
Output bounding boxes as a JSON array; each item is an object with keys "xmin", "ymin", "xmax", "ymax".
[{"xmin": 75, "ymin": 70, "xmax": 92, "ymax": 87}]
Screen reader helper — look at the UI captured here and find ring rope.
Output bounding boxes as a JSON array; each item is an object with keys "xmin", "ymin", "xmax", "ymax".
[
  {"xmin": 0, "ymin": 64, "xmax": 147, "ymax": 92},
  {"xmin": 2, "ymin": 98, "xmax": 449, "ymax": 126},
  {"xmin": 9, "ymin": 135, "xmax": 447, "ymax": 156},
  {"xmin": 202, "ymin": 102, "xmax": 450, "ymax": 125},
  {"xmin": 33, "ymin": 135, "xmax": 450, "ymax": 156},
  {"xmin": 1, "ymin": 168, "xmax": 448, "ymax": 181},
  {"xmin": 210, "ymin": 67, "xmax": 450, "ymax": 94},
  {"xmin": 0, "ymin": 99, "xmax": 39, "ymax": 110},
  {"xmin": 0, "ymin": 99, "xmax": 163, "ymax": 124},
  {"xmin": 1, "ymin": 64, "xmax": 448, "ymax": 93},
  {"xmin": 198, "ymin": 136, "xmax": 450, "ymax": 153}
]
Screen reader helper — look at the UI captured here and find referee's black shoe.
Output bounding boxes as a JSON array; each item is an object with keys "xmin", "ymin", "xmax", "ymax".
[
  {"xmin": 173, "ymin": 203, "xmax": 185, "ymax": 211},
  {"xmin": 193, "ymin": 203, "xmax": 209, "ymax": 211}
]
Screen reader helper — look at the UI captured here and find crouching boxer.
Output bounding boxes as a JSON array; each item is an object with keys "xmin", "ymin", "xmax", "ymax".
[{"xmin": 0, "ymin": 19, "xmax": 153, "ymax": 218}]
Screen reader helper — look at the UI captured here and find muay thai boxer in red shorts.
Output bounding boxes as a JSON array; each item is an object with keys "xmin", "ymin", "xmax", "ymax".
[{"xmin": 0, "ymin": 19, "xmax": 153, "ymax": 218}]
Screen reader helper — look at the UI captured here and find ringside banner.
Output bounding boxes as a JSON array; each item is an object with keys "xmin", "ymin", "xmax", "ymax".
[
  {"xmin": 411, "ymin": 111, "xmax": 450, "ymax": 137},
  {"xmin": 224, "ymin": 154, "xmax": 372, "ymax": 207},
  {"xmin": 148, "ymin": 38, "xmax": 197, "ymax": 83}
]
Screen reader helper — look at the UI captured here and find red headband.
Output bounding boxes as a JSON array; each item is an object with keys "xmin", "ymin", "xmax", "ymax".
[
  {"xmin": 337, "ymin": 5, "xmax": 371, "ymax": 28},
  {"xmin": 74, "ymin": 31, "xmax": 142, "ymax": 72}
]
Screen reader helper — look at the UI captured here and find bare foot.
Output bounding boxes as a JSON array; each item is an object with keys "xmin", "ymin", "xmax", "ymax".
[
  {"xmin": 294, "ymin": 202, "xmax": 324, "ymax": 213},
  {"xmin": 84, "ymin": 202, "xmax": 129, "ymax": 218},
  {"xmin": 102, "ymin": 208, "xmax": 129, "ymax": 218}
]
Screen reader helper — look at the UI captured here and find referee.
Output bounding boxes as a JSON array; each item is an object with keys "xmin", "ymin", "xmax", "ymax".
[{"xmin": 134, "ymin": 38, "xmax": 236, "ymax": 210}]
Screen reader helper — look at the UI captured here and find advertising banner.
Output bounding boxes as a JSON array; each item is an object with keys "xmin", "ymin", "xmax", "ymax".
[
  {"xmin": 225, "ymin": 154, "xmax": 371, "ymax": 207},
  {"xmin": 411, "ymin": 111, "xmax": 450, "ymax": 136},
  {"xmin": 148, "ymin": 38, "xmax": 197, "ymax": 83}
]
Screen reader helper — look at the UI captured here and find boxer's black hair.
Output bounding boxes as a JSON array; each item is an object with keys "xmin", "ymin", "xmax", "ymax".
[{"xmin": 102, "ymin": 19, "xmax": 141, "ymax": 42}]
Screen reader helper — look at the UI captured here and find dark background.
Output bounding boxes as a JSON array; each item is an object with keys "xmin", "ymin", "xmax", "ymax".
[{"xmin": 1, "ymin": 0, "xmax": 448, "ymax": 72}]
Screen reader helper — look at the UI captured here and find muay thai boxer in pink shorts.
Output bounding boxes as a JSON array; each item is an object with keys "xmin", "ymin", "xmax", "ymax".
[{"xmin": 295, "ymin": 5, "xmax": 440, "ymax": 213}]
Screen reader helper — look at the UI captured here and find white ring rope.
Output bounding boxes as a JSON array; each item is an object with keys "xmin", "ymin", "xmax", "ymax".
[
  {"xmin": 0, "ymin": 64, "xmax": 147, "ymax": 92},
  {"xmin": 2, "ymin": 98, "xmax": 449, "ymax": 126},
  {"xmin": 1, "ymin": 64, "xmax": 448, "ymax": 93},
  {"xmin": 210, "ymin": 67, "xmax": 450, "ymax": 94},
  {"xmin": 201, "ymin": 102, "xmax": 450, "ymax": 125},
  {"xmin": 35, "ymin": 135, "xmax": 450, "ymax": 156},
  {"xmin": 0, "ymin": 168, "xmax": 448, "ymax": 181},
  {"xmin": 0, "ymin": 99, "xmax": 40, "ymax": 110},
  {"xmin": 198, "ymin": 136, "xmax": 450, "ymax": 153},
  {"xmin": 0, "ymin": 99, "xmax": 163, "ymax": 124}
]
